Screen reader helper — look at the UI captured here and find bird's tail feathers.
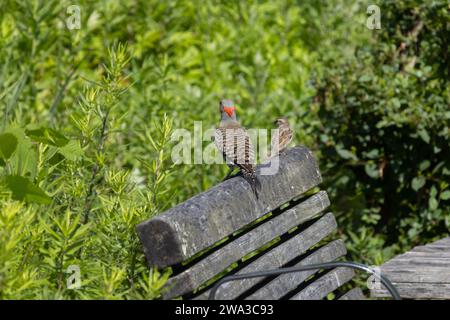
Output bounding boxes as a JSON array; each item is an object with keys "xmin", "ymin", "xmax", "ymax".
[{"xmin": 243, "ymin": 171, "xmax": 261, "ymax": 199}]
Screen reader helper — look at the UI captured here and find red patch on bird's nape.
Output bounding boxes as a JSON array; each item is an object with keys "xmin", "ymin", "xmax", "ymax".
[{"xmin": 223, "ymin": 106, "xmax": 235, "ymax": 117}]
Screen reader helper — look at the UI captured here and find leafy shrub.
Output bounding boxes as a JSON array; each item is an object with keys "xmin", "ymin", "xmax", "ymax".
[
  {"xmin": 0, "ymin": 42, "xmax": 171, "ymax": 299},
  {"xmin": 313, "ymin": 0, "xmax": 450, "ymax": 263}
]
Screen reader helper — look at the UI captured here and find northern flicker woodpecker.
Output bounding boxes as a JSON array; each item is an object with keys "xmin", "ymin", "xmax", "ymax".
[
  {"xmin": 270, "ymin": 118, "xmax": 293, "ymax": 157},
  {"xmin": 214, "ymin": 99, "xmax": 261, "ymax": 196}
]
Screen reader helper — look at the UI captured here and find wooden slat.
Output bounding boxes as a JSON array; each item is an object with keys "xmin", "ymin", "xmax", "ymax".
[
  {"xmin": 162, "ymin": 191, "xmax": 330, "ymax": 299},
  {"xmin": 372, "ymin": 283, "xmax": 450, "ymax": 299},
  {"xmin": 137, "ymin": 146, "xmax": 322, "ymax": 268},
  {"xmin": 246, "ymin": 240, "xmax": 347, "ymax": 300},
  {"xmin": 383, "ymin": 254, "xmax": 450, "ymax": 266},
  {"xmin": 338, "ymin": 287, "xmax": 365, "ymax": 300},
  {"xmin": 383, "ymin": 252, "xmax": 450, "ymax": 260},
  {"xmin": 411, "ymin": 246, "xmax": 450, "ymax": 253},
  {"xmin": 290, "ymin": 267, "xmax": 355, "ymax": 300},
  {"xmin": 377, "ymin": 266, "xmax": 450, "ymax": 283},
  {"xmin": 193, "ymin": 213, "xmax": 337, "ymax": 300},
  {"xmin": 429, "ymin": 237, "xmax": 450, "ymax": 246},
  {"xmin": 409, "ymin": 237, "xmax": 450, "ymax": 253},
  {"xmin": 371, "ymin": 237, "xmax": 450, "ymax": 299}
]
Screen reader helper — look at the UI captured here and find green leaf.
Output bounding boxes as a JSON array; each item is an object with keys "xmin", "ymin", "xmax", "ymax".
[
  {"xmin": 25, "ymin": 126, "xmax": 69, "ymax": 147},
  {"xmin": 42, "ymin": 222, "xmax": 63, "ymax": 241},
  {"xmin": 418, "ymin": 129, "xmax": 430, "ymax": 144},
  {"xmin": 58, "ymin": 140, "xmax": 84, "ymax": 161},
  {"xmin": 358, "ymin": 74, "xmax": 371, "ymax": 82},
  {"xmin": 419, "ymin": 160, "xmax": 430, "ymax": 171},
  {"xmin": 411, "ymin": 176, "xmax": 426, "ymax": 191},
  {"xmin": 440, "ymin": 191, "xmax": 450, "ymax": 200},
  {"xmin": 364, "ymin": 162, "xmax": 379, "ymax": 179},
  {"xmin": 48, "ymin": 151, "xmax": 65, "ymax": 165},
  {"xmin": 430, "ymin": 185, "xmax": 437, "ymax": 198},
  {"xmin": 391, "ymin": 98, "xmax": 400, "ymax": 108},
  {"xmin": 365, "ymin": 149, "xmax": 379, "ymax": 159},
  {"xmin": 3, "ymin": 175, "xmax": 52, "ymax": 204},
  {"xmin": 0, "ymin": 133, "xmax": 18, "ymax": 160},
  {"xmin": 432, "ymin": 161, "xmax": 445, "ymax": 174},
  {"xmin": 5, "ymin": 128, "xmax": 37, "ymax": 178},
  {"xmin": 335, "ymin": 146, "xmax": 358, "ymax": 160},
  {"xmin": 428, "ymin": 197, "xmax": 438, "ymax": 210}
]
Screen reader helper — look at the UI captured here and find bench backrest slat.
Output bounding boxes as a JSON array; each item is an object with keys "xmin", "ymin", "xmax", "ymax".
[
  {"xmin": 194, "ymin": 212, "xmax": 338, "ymax": 300},
  {"xmin": 246, "ymin": 239, "xmax": 347, "ymax": 300},
  {"xmin": 290, "ymin": 267, "xmax": 355, "ymax": 300}
]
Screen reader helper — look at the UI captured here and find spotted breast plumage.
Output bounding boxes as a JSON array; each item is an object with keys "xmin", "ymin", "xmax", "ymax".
[{"xmin": 271, "ymin": 117, "xmax": 293, "ymax": 157}]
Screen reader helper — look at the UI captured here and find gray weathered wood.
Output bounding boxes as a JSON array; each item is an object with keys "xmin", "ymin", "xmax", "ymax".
[
  {"xmin": 246, "ymin": 240, "xmax": 347, "ymax": 300},
  {"xmin": 428, "ymin": 237, "xmax": 450, "ymax": 246},
  {"xmin": 372, "ymin": 283, "xmax": 450, "ymax": 299},
  {"xmin": 200, "ymin": 212, "xmax": 338, "ymax": 300},
  {"xmin": 290, "ymin": 267, "xmax": 355, "ymax": 300},
  {"xmin": 163, "ymin": 191, "xmax": 330, "ymax": 299},
  {"xmin": 376, "ymin": 266, "xmax": 450, "ymax": 283},
  {"xmin": 383, "ymin": 251, "xmax": 450, "ymax": 260},
  {"xmin": 137, "ymin": 146, "xmax": 322, "ymax": 268},
  {"xmin": 371, "ymin": 237, "xmax": 450, "ymax": 299},
  {"xmin": 411, "ymin": 246, "xmax": 450, "ymax": 253},
  {"xmin": 338, "ymin": 287, "xmax": 365, "ymax": 300}
]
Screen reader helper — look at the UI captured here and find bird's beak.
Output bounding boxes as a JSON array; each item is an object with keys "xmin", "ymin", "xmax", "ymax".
[{"xmin": 224, "ymin": 106, "xmax": 234, "ymax": 117}]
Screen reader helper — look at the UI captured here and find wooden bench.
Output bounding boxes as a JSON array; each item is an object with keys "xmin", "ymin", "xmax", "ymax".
[{"xmin": 136, "ymin": 146, "xmax": 367, "ymax": 300}]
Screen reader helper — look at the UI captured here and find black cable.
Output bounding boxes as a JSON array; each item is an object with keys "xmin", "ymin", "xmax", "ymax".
[{"xmin": 208, "ymin": 261, "xmax": 401, "ymax": 300}]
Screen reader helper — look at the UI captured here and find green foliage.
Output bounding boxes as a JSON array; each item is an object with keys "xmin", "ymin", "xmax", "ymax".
[
  {"xmin": 0, "ymin": 202, "xmax": 42, "ymax": 299},
  {"xmin": 313, "ymin": 0, "xmax": 450, "ymax": 261},
  {"xmin": 0, "ymin": 0, "xmax": 447, "ymax": 299},
  {"xmin": 3, "ymin": 175, "xmax": 51, "ymax": 204},
  {"xmin": 0, "ymin": 133, "xmax": 18, "ymax": 160},
  {"xmin": 0, "ymin": 35, "xmax": 170, "ymax": 298}
]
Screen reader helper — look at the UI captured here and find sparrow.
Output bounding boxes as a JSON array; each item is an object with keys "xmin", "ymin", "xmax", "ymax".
[{"xmin": 271, "ymin": 117, "xmax": 293, "ymax": 157}]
